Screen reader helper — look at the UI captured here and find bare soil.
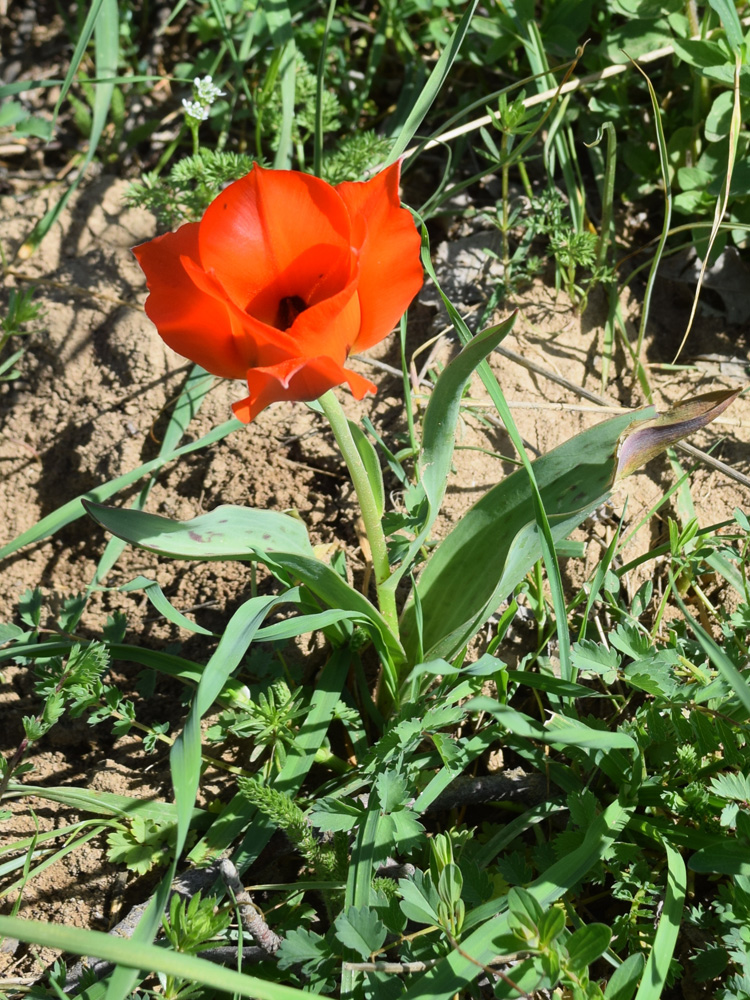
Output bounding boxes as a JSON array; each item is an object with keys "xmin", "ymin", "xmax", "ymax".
[{"xmin": 2, "ymin": 171, "xmax": 750, "ymax": 983}]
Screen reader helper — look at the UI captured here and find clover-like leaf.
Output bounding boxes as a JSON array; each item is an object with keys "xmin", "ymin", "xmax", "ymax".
[{"xmin": 334, "ymin": 906, "xmax": 387, "ymax": 960}]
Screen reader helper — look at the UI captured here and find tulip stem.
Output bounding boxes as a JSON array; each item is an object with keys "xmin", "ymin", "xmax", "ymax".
[{"xmin": 318, "ymin": 390, "xmax": 398, "ymax": 638}]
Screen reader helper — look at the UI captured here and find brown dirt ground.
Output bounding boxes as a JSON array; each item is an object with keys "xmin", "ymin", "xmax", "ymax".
[{"xmin": 2, "ymin": 172, "xmax": 750, "ymax": 984}]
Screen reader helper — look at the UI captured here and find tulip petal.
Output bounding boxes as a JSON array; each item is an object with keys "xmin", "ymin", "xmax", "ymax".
[
  {"xmin": 199, "ymin": 164, "xmax": 353, "ymax": 313},
  {"xmin": 283, "ymin": 279, "xmax": 361, "ymax": 362},
  {"xmin": 133, "ymin": 225, "xmax": 247, "ymax": 379},
  {"xmin": 243, "ymin": 243, "xmax": 353, "ymax": 330},
  {"xmin": 336, "ymin": 161, "xmax": 423, "ymax": 352},
  {"xmin": 180, "ymin": 255, "xmax": 297, "ymax": 365},
  {"xmin": 232, "ymin": 356, "xmax": 377, "ymax": 423}
]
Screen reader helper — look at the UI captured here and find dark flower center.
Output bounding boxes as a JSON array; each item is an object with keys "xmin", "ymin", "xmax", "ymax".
[{"xmin": 275, "ymin": 295, "xmax": 308, "ymax": 331}]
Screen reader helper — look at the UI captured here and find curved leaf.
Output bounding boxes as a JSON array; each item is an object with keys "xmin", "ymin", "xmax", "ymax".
[
  {"xmin": 382, "ymin": 312, "xmax": 517, "ymax": 595},
  {"xmin": 348, "ymin": 419, "xmax": 385, "ymax": 519},
  {"xmin": 402, "ymin": 391, "xmax": 738, "ymax": 662},
  {"xmin": 615, "ymin": 388, "xmax": 740, "ymax": 480},
  {"xmin": 84, "ymin": 501, "xmax": 315, "ymax": 561},
  {"xmin": 84, "ymin": 501, "xmax": 404, "ymax": 665}
]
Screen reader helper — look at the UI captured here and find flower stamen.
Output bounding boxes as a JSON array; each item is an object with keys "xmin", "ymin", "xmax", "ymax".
[{"xmin": 276, "ymin": 296, "xmax": 308, "ymax": 330}]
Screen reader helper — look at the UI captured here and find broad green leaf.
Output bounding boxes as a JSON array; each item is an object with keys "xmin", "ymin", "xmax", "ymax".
[
  {"xmin": 566, "ymin": 923, "xmax": 612, "ymax": 972},
  {"xmin": 399, "ymin": 871, "xmax": 441, "ymax": 926},
  {"xmin": 707, "ymin": 0, "xmax": 744, "ymax": 51},
  {"xmin": 689, "ymin": 839, "xmax": 750, "ymax": 876},
  {"xmin": 623, "ymin": 659, "xmax": 681, "ymax": 699},
  {"xmin": 537, "ymin": 906, "xmax": 565, "ymax": 947},
  {"xmin": 604, "ymin": 952, "xmax": 645, "ymax": 1000},
  {"xmin": 310, "ymin": 798, "xmax": 365, "ymax": 832},
  {"xmin": 84, "ymin": 502, "xmax": 314, "ymax": 560},
  {"xmin": 276, "ymin": 928, "xmax": 328, "ymax": 972},
  {"xmin": 84, "ymin": 501, "xmax": 403, "ymax": 665},
  {"xmin": 438, "ymin": 864, "xmax": 463, "ymax": 910},
  {"xmin": 570, "ymin": 639, "xmax": 620, "ymax": 679},
  {"xmin": 508, "ymin": 886, "xmax": 544, "ymax": 925},
  {"xmin": 382, "ymin": 808, "xmax": 425, "ymax": 848},
  {"xmin": 375, "ymin": 770, "xmax": 409, "ymax": 812},
  {"xmin": 0, "ymin": 623, "xmax": 25, "ymax": 643},
  {"xmin": 609, "ymin": 623, "xmax": 654, "ymax": 658},
  {"xmin": 0, "ymin": 101, "xmax": 27, "ymax": 128},
  {"xmin": 402, "ymin": 391, "xmax": 738, "ymax": 662}
]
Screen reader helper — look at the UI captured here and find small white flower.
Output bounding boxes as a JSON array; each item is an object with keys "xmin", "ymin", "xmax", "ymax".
[
  {"xmin": 194, "ymin": 75, "xmax": 225, "ymax": 104},
  {"xmin": 182, "ymin": 98, "xmax": 209, "ymax": 122}
]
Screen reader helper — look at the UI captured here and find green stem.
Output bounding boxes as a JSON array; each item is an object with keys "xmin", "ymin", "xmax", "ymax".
[
  {"xmin": 189, "ymin": 122, "xmax": 200, "ymax": 156},
  {"xmin": 317, "ymin": 390, "xmax": 398, "ymax": 637}
]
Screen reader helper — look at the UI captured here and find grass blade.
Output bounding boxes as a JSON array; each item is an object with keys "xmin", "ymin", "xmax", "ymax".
[
  {"xmin": 0, "ymin": 915, "xmax": 310, "ymax": 1000},
  {"xmin": 0, "ymin": 418, "xmax": 242, "ymax": 560},
  {"xmin": 386, "ymin": 2, "xmax": 479, "ymax": 163},
  {"xmin": 671, "ymin": 53, "xmax": 741, "ymax": 362},
  {"xmin": 22, "ymin": 0, "xmax": 118, "ymax": 254},
  {"xmin": 633, "ymin": 842, "xmax": 686, "ymax": 1000},
  {"xmin": 627, "ymin": 56, "xmax": 671, "ymax": 397},
  {"xmin": 313, "ymin": 0, "xmax": 337, "ymax": 178},
  {"xmin": 264, "ymin": 0, "xmax": 296, "ymax": 168},
  {"xmin": 672, "ymin": 580, "xmax": 750, "ymax": 717}
]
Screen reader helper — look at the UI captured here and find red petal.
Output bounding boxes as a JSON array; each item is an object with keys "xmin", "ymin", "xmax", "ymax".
[
  {"xmin": 336, "ymin": 162, "xmax": 423, "ymax": 352},
  {"xmin": 283, "ymin": 279, "xmax": 361, "ymax": 361},
  {"xmin": 232, "ymin": 356, "xmax": 377, "ymax": 423},
  {"xmin": 133, "ymin": 225, "xmax": 247, "ymax": 379},
  {"xmin": 198, "ymin": 164, "xmax": 353, "ymax": 314},
  {"xmin": 244, "ymin": 242, "xmax": 353, "ymax": 329}
]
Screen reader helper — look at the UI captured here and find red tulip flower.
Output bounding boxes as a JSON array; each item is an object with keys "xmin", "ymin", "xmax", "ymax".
[{"xmin": 133, "ymin": 162, "xmax": 423, "ymax": 422}]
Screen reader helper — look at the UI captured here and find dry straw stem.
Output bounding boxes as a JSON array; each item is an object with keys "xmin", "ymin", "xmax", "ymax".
[
  {"xmin": 671, "ymin": 52, "xmax": 742, "ymax": 363},
  {"xmin": 469, "ymin": 399, "xmax": 747, "ymax": 429},
  {"xmin": 404, "ymin": 18, "xmax": 750, "ymax": 158},
  {"xmin": 342, "ymin": 955, "xmax": 520, "ymax": 974}
]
